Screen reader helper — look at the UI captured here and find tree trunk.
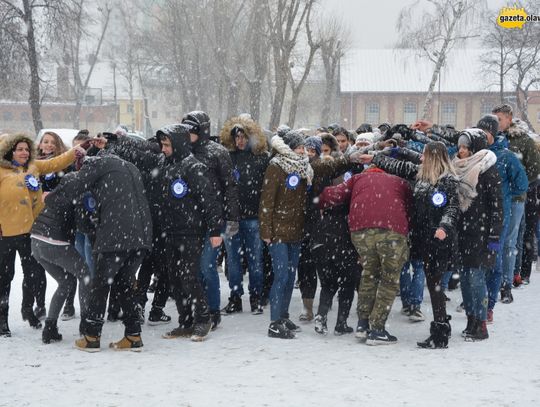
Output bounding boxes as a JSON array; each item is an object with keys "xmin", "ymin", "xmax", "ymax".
[
  {"xmin": 248, "ymin": 79, "xmax": 262, "ymax": 122},
  {"xmin": 287, "ymin": 89, "xmax": 301, "ymax": 128},
  {"xmin": 269, "ymin": 58, "xmax": 288, "ymax": 129},
  {"xmin": 22, "ymin": 0, "xmax": 43, "ymax": 133},
  {"xmin": 227, "ymin": 80, "xmax": 240, "ymax": 119}
]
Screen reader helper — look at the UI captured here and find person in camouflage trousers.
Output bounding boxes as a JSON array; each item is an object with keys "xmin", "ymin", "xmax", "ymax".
[{"xmin": 318, "ymin": 166, "xmax": 412, "ymax": 345}]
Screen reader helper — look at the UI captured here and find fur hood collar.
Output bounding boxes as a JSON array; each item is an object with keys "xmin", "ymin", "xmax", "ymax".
[
  {"xmin": 220, "ymin": 116, "xmax": 268, "ymax": 155},
  {"xmin": 0, "ymin": 133, "xmax": 37, "ymax": 169},
  {"xmin": 507, "ymin": 122, "xmax": 529, "ymax": 139}
]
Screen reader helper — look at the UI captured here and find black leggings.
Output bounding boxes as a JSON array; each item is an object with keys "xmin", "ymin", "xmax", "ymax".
[
  {"xmin": 298, "ymin": 238, "xmax": 317, "ymax": 300},
  {"xmin": 0, "ymin": 234, "xmax": 46, "ymax": 317},
  {"xmin": 422, "ymin": 240, "xmax": 451, "ymax": 323}
]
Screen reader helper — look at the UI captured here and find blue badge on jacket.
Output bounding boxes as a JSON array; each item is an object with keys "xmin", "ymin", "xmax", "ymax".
[
  {"xmin": 431, "ymin": 191, "xmax": 447, "ymax": 207},
  {"xmin": 83, "ymin": 193, "xmax": 97, "ymax": 213},
  {"xmin": 285, "ymin": 173, "xmax": 300, "ymax": 190},
  {"xmin": 233, "ymin": 168, "xmax": 240, "ymax": 182},
  {"xmin": 44, "ymin": 172, "xmax": 56, "ymax": 181},
  {"xmin": 171, "ymin": 179, "xmax": 189, "ymax": 198},
  {"xmin": 24, "ymin": 175, "xmax": 40, "ymax": 191},
  {"xmin": 343, "ymin": 171, "xmax": 352, "ymax": 182}
]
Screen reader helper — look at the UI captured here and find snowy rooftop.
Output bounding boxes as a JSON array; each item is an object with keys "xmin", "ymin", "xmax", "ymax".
[{"xmin": 340, "ymin": 48, "xmax": 507, "ymax": 93}]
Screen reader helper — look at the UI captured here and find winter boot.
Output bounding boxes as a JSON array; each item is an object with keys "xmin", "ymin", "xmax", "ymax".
[
  {"xmin": 268, "ymin": 320, "xmax": 295, "ymax": 339},
  {"xmin": 465, "ymin": 319, "xmax": 489, "ymax": 341},
  {"xmin": 334, "ymin": 321, "xmax": 354, "ymax": 336},
  {"xmin": 461, "ymin": 315, "xmax": 475, "ymax": 337},
  {"xmin": 162, "ymin": 325, "xmax": 193, "ymax": 339},
  {"xmin": 513, "ymin": 274, "xmax": 522, "ymax": 288},
  {"xmin": 210, "ymin": 311, "xmax": 221, "ymax": 331},
  {"xmin": 34, "ymin": 306, "xmax": 46, "ymax": 321},
  {"xmin": 282, "ymin": 318, "xmax": 301, "ymax": 332},
  {"xmin": 109, "ymin": 335, "xmax": 143, "ymax": 351},
  {"xmin": 417, "ymin": 320, "xmax": 451, "ymax": 349},
  {"xmin": 147, "ymin": 307, "xmax": 171, "ymax": 326},
  {"xmin": 500, "ymin": 284, "xmax": 514, "ymax": 304},
  {"xmin": 0, "ymin": 315, "xmax": 11, "ymax": 338},
  {"xmin": 221, "ymin": 295, "xmax": 242, "ymax": 314},
  {"xmin": 298, "ymin": 298, "xmax": 314, "ymax": 322},
  {"xmin": 21, "ymin": 307, "xmax": 42, "ymax": 329},
  {"xmin": 42, "ymin": 319, "xmax": 62, "ymax": 344},
  {"xmin": 250, "ymin": 294, "xmax": 263, "ymax": 315},
  {"xmin": 355, "ymin": 319, "xmax": 369, "ymax": 340},
  {"xmin": 366, "ymin": 329, "xmax": 398, "ymax": 346},
  {"xmin": 191, "ymin": 320, "xmax": 212, "ymax": 342},
  {"xmin": 314, "ymin": 314, "xmax": 328, "ymax": 335},
  {"xmin": 60, "ymin": 304, "xmax": 75, "ymax": 321},
  {"xmin": 487, "ymin": 309, "xmax": 494, "ymax": 324},
  {"xmin": 74, "ymin": 335, "xmax": 101, "ymax": 352}
]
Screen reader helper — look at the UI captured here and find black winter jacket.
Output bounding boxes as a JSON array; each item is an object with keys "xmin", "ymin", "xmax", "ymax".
[{"xmin": 53, "ymin": 153, "xmax": 153, "ymax": 253}]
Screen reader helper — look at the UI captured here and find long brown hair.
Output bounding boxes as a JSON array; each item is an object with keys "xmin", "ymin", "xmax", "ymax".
[
  {"xmin": 38, "ymin": 131, "xmax": 67, "ymax": 156},
  {"xmin": 417, "ymin": 142, "xmax": 456, "ymax": 185}
]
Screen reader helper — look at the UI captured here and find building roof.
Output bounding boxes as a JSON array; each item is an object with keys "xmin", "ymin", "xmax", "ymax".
[{"xmin": 340, "ymin": 48, "xmax": 510, "ymax": 93}]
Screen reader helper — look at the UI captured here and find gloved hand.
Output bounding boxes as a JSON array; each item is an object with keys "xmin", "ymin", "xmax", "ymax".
[
  {"xmin": 224, "ymin": 221, "xmax": 239, "ymax": 238},
  {"xmin": 487, "ymin": 236, "xmax": 500, "ymax": 252}
]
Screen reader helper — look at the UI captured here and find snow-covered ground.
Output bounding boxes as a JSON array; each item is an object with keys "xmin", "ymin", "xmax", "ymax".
[{"xmin": 2, "ymin": 261, "xmax": 540, "ymax": 407}]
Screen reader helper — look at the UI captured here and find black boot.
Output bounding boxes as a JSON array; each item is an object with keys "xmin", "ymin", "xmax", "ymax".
[
  {"xmin": 42, "ymin": 319, "xmax": 62, "ymax": 344},
  {"xmin": 221, "ymin": 295, "xmax": 242, "ymax": 314},
  {"xmin": 417, "ymin": 319, "xmax": 451, "ymax": 349},
  {"xmin": 34, "ymin": 305, "xmax": 47, "ymax": 321},
  {"xmin": 21, "ymin": 307, "xmax": 42, "ymax": 329},
  {"xmin": 0, "ymin": 314, "xmax": 10, "ymax": 337},
  {"xmin": 461, "ymin": 315, "xmax": 474, "ymax": 337},
  {"xmin": 249, "ymin": 294, "xmax": 263, "ymax": 315},
  {"xmin": 465, "ymin": 318, "xmax": 489, "ymax": 341},
  {"xmin": 210, "ymin": 311, "xmax": 221, "ymax": 331}
]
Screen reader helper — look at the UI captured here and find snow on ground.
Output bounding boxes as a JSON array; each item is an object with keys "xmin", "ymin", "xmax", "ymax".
[{"xmin": 2, "ymin": 261, "xmax": 540, "ymax": 407}]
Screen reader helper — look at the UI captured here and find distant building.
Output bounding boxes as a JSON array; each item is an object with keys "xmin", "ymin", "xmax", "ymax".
[{"xmin": 339, "ymin": 49, "xmax": 540, "ymax": 131}]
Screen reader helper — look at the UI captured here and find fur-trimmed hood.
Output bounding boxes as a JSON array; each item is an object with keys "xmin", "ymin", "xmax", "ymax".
[
  {"xmin": 507, "ymin": 121, "xmax": 529, "ymax": 139},
  {"xmin": 220, "ymin": 116, "xmax": 268, "ymax": 155},
  {"xmin": 0, "ymin": 133, "xmax": 37, "ymax": 169}
]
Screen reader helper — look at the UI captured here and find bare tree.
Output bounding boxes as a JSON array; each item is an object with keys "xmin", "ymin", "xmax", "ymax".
[
  {"xmin": 0, "ymin": 0, "xmax": 74, "ymax": 132},
  {"xmin": 397, "ymin": 0, "xmax": 483, "ymax": 119},
  {"xmin": 264, "ymin": 0, "xmax": 316, "ymax": 129},
  {"xmin": 0, "ymin": 4, "xmax": 28, "ymax": 99},
  {"xmin": 318, "ymin": 15, "xmax": 350, "ymax": 127}
]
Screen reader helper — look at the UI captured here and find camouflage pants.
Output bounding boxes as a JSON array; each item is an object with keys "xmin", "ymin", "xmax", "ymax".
[{"xmin": 351, "ymin": 229, "xmax": 409, "ymax": 331}]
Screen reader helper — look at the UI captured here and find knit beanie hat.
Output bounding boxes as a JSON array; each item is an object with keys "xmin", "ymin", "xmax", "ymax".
[
  {"xmin": 282, "ymin": 130, "xmax": 305, "ymax": 151},
  {"xmin": 304, "ymin": 136, "xmax": 322, "ymax": 156},
  {"xmin": 476, "ymin": 114, "xmax": 499, "ymax": 137}
]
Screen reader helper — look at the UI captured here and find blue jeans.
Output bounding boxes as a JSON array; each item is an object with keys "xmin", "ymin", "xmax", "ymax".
[
  {"xmin": 503, "ymin": 201, "xmax": 525, "ymax": 286},
  {"xmin": 75, "ymin": 232, "xmax": 95, "ymax": 278},
  {"xmin": 200, "ymin": 235, "xmax": 221, "ymax": 312},
  {"xmin": 400, "ymin": 259, "xmax": 424, "ymax": 307},
  {"xmin": 459, "ymin": 267, "xmax": 488, "ymax": 321},
  {"xmin": 223, "ymin": 219, "xmax": 263, "ymax": 298},
  {"xmin": 268, "ymin": 242, "xmax": 301, "ymax": 321},
  {"xmin": 486, "ymin": 214, "xmax": 509, "ymax": 310},
  {"xmin": 440, "ymin": 271, "xmax": 453, "ymax": 291}
]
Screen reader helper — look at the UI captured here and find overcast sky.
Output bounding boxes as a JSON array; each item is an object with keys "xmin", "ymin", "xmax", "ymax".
[{"xmin": 322, "ymin": 0, "xmax": 509, "ymax": 49}]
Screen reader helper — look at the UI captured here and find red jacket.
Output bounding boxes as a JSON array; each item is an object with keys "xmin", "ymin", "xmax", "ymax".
[{"xmin": 318, "ymin": 168, "xmax": 412, "ymax": 236}]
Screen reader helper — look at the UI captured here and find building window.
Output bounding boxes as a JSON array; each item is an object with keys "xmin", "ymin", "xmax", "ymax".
[
  {"xmin": 3, "ymin": 111, "xmax": 13, "ymax": 121},
  {"xmin": 365, "ymin": 102, "xmax": 380, "ymax": 125},
  {"xmin": 127, "ymin": 104, "xmax": 133, "ymax": 113},
  {"xmin": 480, "ymin": 102, "xmax": 494, "ymax": 116},
  {"xmin": 152, "ymin": 111, "xmax": 158, "ymax": 119},
  {"xmin": 441, "ymin": 101, "xmax": 457, "ymax": 126},
  {"xmin": 403, "ymin": 101, "xmax": 417, "ymax": 124}
]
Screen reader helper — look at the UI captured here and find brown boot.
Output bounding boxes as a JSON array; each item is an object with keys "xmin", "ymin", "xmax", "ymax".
[
  {"xmin": 109, "ymin": 335, "xmax": 143, "ymax": 352},
  {"xmin": 299, "ymin": 298, "xmax": 314, "ymax": 322},
  {"xmin": 74, "ymin": 335, "xmax": 101, "ymax": 353}
]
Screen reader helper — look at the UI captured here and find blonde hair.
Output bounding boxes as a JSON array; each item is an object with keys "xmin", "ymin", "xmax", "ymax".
[
  {"xmin": 417, "ymin": 142, "xmax": 456, "ymax": 185},
  {"xmin": 39, "ymin": 131, "xmax": 67, "ymax": 156}
]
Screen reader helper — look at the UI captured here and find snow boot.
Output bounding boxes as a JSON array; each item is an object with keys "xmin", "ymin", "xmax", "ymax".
[
  {"xmin": 314, "ymin": 314, "xmax": 328, "ymax": 335},
  {"xmin": 500, "ymin": 284, "xmax": 514, "ymax": 304},
  {"xmin": 334, "ymin": 321, "xmax": 354, "ymax": 336},
  {"xmin": 298, "ymin": 298, "xmax": 314, "ymax": 322},
  {"xmin": 465, "ymin": 318, "xmax": 489, "ymax": 341},
  {"xmin": 21, "ymin": 307, "xmax": 42, "ymax": 329},
  {"xmin": 210, "ymin": 311, "xmax": 221, "ymax": 331},
  {"xmin": 355, "ymin": 319, "xmax": 369, "ymax": 340},
  {"xmin": 250, "ymin": 294, "xmax": 263, "ymax": 315},
  {"xmin": 109, "ymin": 335, "xmax": 143, "ymax": 351},
  {"xmin": 42, "ymin": 319, "xmax": 62, "ymax": 344},
  {"xmin": 74, "ymin": 335, "xmax": 101, "ymax": 352},
  {"xmin": 191, "ymin": 320, "xmax": 212, "ymax": 342},
  {"xmin": 221, "ymin": 295, "xmax": 242, "ymax": 314},
  {"xmin": 268, "ymin": 320, "xmax": 295, "ymax": 339},
  {"xmin": 417, "ymin": 319, "xmax": 451, "ymax": 349},
  {"xmin": 0, "ymin": 314, "xmax": 10, "ymax": 337},
  {"xmin": 461, "ymin": 315, "xmax": 475, "ymax": 337},
  {"xmin": 147, "ymin": 307, "xmax": 171, "ymax": 326}
]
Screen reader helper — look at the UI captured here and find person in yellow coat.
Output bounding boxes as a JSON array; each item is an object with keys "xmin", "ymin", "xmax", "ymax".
[{"xmin": 0, "ymin": 132, "xmax": 84, "ymax": 337}]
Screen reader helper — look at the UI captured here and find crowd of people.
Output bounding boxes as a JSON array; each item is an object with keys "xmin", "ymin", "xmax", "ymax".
[{"xmin": 0, "ymin": 103, "xmax": 538, "ymax": 352}]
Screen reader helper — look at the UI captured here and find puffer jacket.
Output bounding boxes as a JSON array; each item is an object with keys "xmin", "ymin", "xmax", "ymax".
[
  {"xmin": 0, "ymin": 133, "xmax": 76, "ymax": 237},
  {"xmin": 502, "ymin": 122, "xmax": 540, "ymax": 184}
]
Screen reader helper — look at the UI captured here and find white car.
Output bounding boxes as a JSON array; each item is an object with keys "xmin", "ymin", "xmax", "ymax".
[{"xmin": 36, "ymin": 128, "xmax": 80, "ymax": 148}]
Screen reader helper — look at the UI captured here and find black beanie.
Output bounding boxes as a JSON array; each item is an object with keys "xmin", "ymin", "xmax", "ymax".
[{"xmin": 476, "ymin": 114, "xmax": 499, "ymax": 137}]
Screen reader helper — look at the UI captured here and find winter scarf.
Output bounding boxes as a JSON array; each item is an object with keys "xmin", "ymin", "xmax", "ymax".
[
  {"xmin": 453, "ymin": 149, "xmax": 496, "ymax": 212},
  {"xmin": 270, "ymin": 135, "xmax": 314, "ymax": 185}
]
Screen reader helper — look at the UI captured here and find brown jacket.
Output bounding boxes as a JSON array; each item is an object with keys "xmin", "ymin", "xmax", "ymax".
[
  {"xmin": 258, "ymin": 163, "xmax": 307, "ymax": 243},
  {"xmin": 0, "ymin": 133, "xmax": 76, "ymax": 236}
]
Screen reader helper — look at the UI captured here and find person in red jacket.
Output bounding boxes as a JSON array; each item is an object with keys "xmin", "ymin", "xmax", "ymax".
[{"xmin": 318, "ymin": 166, "xmax": 412, "ymax": 345}]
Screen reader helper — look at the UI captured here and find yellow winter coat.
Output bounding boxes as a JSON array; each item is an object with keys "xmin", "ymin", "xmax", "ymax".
[{"xmin": 0, "ymin": 133, "xmax": 76, "ymax": 237}]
